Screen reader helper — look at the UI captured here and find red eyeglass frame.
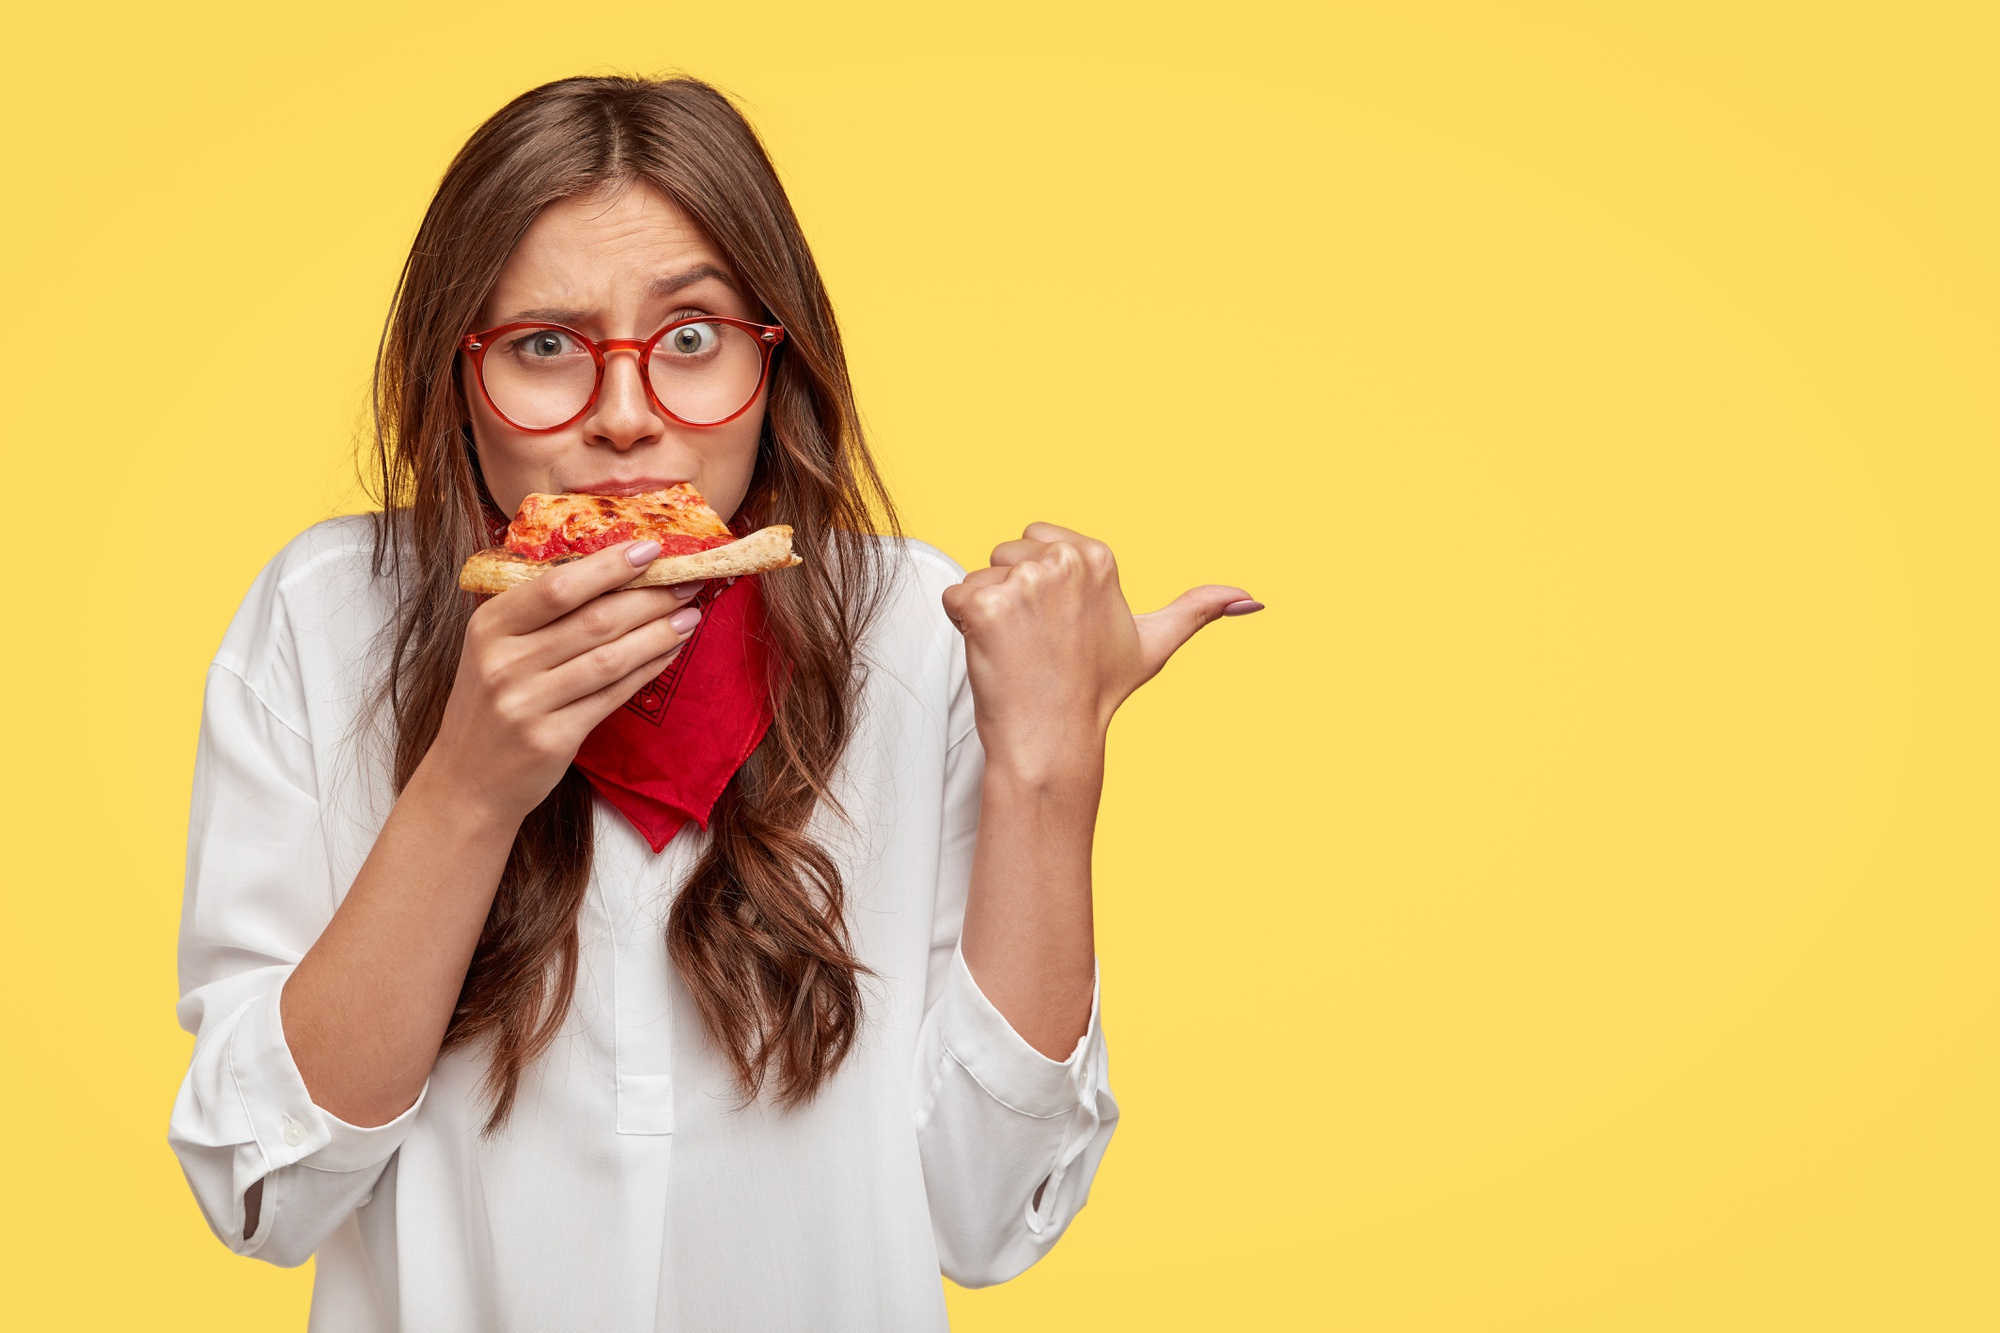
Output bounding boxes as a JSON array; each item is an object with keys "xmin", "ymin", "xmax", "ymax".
[{"xmin": 459, "ymin": 315, "xmax": 786, "ymax": 433}]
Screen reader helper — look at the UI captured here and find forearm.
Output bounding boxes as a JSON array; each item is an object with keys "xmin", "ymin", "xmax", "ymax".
[
  {"xmin": 944, "ymin": 523, "xmax": 1254, "ymax": 1055},
  {"xmin": 959, "ymin": 742, "xmax": 1104, "ymax": 1058},
  {"xmin": 280, "ymin": 759, "xmax": 520, "ymax": 1126}
]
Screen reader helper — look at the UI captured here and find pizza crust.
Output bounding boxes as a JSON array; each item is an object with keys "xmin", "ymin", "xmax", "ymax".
[{"xmin": 458, "ymin": 524, "xmax": 801, "ymax": 595}]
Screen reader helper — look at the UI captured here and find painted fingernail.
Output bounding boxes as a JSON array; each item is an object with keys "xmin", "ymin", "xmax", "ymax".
[
  {"xmin": 670, "ymin": 581, "xmax": 706, "ymax": 598},
  {"xmin": 668, "ymin": 606, "xmax": 703, "ymax": 634},
  {"xmin": 1222, "ymin": 599, "xmax": 1265, "ymax": 616},
  {"xmin": 627, "ymin": 540, "xmax": 662, "ymax": 567}
]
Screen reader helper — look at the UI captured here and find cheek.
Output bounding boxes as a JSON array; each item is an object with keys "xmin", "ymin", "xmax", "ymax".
[
  {"xmin": 466, "ymin": 391, "xmax": 562, "ymax": 512},
  {"xmin": 694, "ymin": 406, "xmax": 767, "ymax": 522}
]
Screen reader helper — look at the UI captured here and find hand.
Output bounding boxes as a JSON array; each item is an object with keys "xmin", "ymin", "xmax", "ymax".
[
  {"xmin": 422, "ymin": 541, "xmax": 705, "ymax": 821},
  {"xmin": 941, "ymin": 522, "xmax": 1260, "ymax": 784}
]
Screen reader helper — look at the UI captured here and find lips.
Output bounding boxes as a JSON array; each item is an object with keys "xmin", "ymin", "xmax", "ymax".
[{"xmin": 566, "ymin": 478, "xmax": 686, "ymax": 498}]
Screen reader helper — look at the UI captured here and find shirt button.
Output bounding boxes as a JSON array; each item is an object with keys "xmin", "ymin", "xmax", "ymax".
[{"xmin": 282, "ymin": 1115, "xmax": 305, "ymax": 1147}]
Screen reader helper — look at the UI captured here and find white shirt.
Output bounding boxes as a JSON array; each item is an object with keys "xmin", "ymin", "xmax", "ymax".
[{"xmin": 168, "ymin": 518, "xmax": 1117, "ymax": 1332}]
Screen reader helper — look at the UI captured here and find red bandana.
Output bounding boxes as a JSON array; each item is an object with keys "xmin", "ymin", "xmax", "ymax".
[{"xmin": 572, "ymin": 575, "xmax": 778, "ymax": 852}]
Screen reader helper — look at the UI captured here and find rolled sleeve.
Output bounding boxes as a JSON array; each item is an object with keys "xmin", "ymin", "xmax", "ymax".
[
  {"xmin": 917, "ymin": 948, "xmax": 1119, "ymax": 1286},
  {"xmin": 939, "ymin": 949, "xmax": 1102, "ymax": 1121},
  {"xmin": 232, "ymin": 983, "xmax": 427, "ymax": 1175},
  {"xmin": 910, "ymin": 605, "xmax": 1120, "ymax": 1287},
  {"xmin": 171, "ymin": 980, "xmax": 425, "ymax": 1263}
]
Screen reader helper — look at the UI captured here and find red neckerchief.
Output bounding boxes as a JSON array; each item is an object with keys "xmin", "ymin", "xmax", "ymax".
[
  {"xmin": 573, "ymin": 574, "xmax": 778, "ymax": 852},
  {"xmin": 477, "ymin": 501, "xmax": 777, "ymax": 853}
]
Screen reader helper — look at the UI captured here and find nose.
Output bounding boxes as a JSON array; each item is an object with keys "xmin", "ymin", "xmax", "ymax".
[{"xmin": 581, "ymin": 347, "xmax": 666, "ymax": 453}]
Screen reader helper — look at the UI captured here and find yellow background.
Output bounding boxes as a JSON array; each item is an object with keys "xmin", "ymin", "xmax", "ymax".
[{"xmin": 3, "ymin": 2, "xmax": 1995, "ymax": 1328}]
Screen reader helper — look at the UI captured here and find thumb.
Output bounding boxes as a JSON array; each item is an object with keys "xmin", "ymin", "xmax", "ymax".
[{"xmin": 1133, "ymin": 585, "xmax": 1263, "ymax": 678}]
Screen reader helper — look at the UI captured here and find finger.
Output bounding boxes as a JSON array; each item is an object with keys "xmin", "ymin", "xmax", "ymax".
[
  {"xmin": 995, "ymin": 530, "xmax": 1117, "ymax": 582},
  {"xmin": 525, "ymin": 585, "xmax": 687, "ymax": 671},
  {"xmin": 941, "ymin": 573, "xmax": 1012, "ymax": 633},
  {"xmin": 991, "ymin": 524, "xmax": 1098, "ymax": 566},
  {"xmin": 1021, "ymin": 521, "xmax": 1092, "ymax": 545},
  {"xmin": 484, "ymin": 540, "xmax": 669, "ymax": 634},
  {"xmin": 942, "ymin": 566, "xmax": 1009, "ymax": 626},
  {"xmin": 561, "ymin": 644, "xmax": 687, "ymax": 729},
  {"xmin": 988, "ymin": 538, "xmax": 1052, "ymax": 568},
  {"xmin": 542, "ymin": 606, "xmax": 698, "ymax": 709},
  {"xmin": 940, "ymin": 580, "xmax": 975, "ymax": 631},
  {"xmin": 1132, "ymin": 584, "xmax": 1258, "ymax": 678}
]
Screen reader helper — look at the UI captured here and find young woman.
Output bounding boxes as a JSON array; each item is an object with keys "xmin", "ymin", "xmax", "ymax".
[{"xmin": 169, "ymin": 75, "xmax": 1259, "ymax": 1331}]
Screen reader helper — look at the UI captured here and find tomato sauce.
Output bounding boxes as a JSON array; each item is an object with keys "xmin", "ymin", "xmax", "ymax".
[{"xmin": 502, "ymin": 489, "xmax": 735, "ymax": 562}]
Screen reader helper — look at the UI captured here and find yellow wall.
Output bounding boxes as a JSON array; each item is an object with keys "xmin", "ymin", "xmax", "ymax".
[{"xmin": 4, "ymin": 3, "xmax": 1994, "ymax": 1327}]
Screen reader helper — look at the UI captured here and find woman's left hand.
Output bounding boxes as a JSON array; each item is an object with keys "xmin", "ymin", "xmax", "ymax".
[
  {"xmin": 946, "ymin": 522, "xmax": 1259, "ymax": 1054},
  {"xmin": 942, "ymin": 522, "xmax": 1261, "ymax": 783}
]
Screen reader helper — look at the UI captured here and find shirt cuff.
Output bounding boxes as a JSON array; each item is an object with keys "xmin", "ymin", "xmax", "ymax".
[
  {"xmin": 941, "ymin": 948, "xmax": 1103, "ymax": 1120},
  {"xmin": 228, "ymin": 982, "xmax": 427, "ymax": 1175}
]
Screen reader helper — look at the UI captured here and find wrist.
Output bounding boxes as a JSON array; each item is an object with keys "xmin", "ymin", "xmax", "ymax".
[
  {"xmin": 402, "ymin": 754, "xmax": 533, "ymax": 842},
  {"xmin": 979, "ymin": 733, "xmax": 1108, "ymax": 802}
]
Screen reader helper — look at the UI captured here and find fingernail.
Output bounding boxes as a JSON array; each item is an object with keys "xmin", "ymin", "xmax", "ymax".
[
  {"xmin": 1222, "ymin": 599, "xmax": 1265, "ymax": 616},
  {"xmin": 627, "ymin": 540, "xmax": 662, "ymax": 567},
  {"xmin": 670, "ymin": 581, "xmax": 705, "ymax": 598},
  {"xmin": 668, "ymin": 606, "xmax": 703, "ymax": 634}
]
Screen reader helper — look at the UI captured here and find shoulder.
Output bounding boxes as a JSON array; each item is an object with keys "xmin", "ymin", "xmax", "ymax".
[
  {"xmin": 212, "ymin": 515, "xmax": 391, "ymax": 718},
  {"xmin": 261, "ymin": 514, "xmax": 380, "ymax": 595},
  {"xmin": 848, "ymin": 535, "xmax": 970, "ymax": 725},
  {"xmin": 862, "ymin": 535, "xmax": 967, "ymax": 645},
  {"xmin": 883, "ymin": 535, "xmax": 969, "ymax": 584},
  {"xmin": 877, "ymin": 534, "xmax": 968, "ymax": 598}
]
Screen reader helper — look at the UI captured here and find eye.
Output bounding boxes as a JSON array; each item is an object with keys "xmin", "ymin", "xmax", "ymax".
[
  {"xmin": 664, "ymin": 322, "xmax": 721, "ymax": 356},
  {"xmin": 508, "ymin": 328, "xmax": 580, "ymax": 358}
]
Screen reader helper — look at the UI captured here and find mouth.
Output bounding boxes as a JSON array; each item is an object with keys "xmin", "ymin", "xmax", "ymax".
[{"xmin": 565, "ymin": 477, "xmax": 686, "ymax": 498}]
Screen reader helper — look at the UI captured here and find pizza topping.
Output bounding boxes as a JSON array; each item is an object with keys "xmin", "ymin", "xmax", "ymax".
[{"xmin": 503, "ymin": 484, "xmax": 736, "ymax": 562}]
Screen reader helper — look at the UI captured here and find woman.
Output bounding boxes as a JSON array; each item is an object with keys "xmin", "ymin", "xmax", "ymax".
[{"xmin": 169, "ymin": 75, "xmax": 1259, "ymax": 1331}]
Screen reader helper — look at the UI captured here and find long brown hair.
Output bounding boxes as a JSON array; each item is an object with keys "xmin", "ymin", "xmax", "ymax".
[{"xmin": 366, "ymin": 76, "xmax": 898, "ymax": 1128}]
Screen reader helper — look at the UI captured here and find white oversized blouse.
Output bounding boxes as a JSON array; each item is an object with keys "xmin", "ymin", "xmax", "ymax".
[{"xmin": 168, "ymin": 518, "xmax": 1117, "ymax": 1332}]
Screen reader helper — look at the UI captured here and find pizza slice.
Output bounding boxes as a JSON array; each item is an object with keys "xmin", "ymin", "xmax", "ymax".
[{"xmin": 458, "ymin": 483, "xmax": 801, "ymax": 594}]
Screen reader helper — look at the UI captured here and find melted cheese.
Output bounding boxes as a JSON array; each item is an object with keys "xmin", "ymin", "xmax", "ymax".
[{"xmin": 503, "ymin": 484, "xmax": 736, "ymax": 562}]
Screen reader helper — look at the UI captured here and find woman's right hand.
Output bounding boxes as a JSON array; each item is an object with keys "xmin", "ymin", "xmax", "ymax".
[{"xmin": 422, "ymin": 539, "xmax": 702, "ymax": 822}]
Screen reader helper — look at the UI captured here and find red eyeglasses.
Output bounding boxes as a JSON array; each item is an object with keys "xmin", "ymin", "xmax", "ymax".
[{"xmin": 461, "ymin": 315, "xmax": 785, "ymax": 433}]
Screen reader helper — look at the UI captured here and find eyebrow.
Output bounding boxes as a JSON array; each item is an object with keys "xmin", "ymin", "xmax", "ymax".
[
  {"xmin": 649, "ymin": 264, "xmax": 736, "ymax": 299},
  {"xmin": 499, "ymin": 265, "xmax": 741, "ymax": 326}
]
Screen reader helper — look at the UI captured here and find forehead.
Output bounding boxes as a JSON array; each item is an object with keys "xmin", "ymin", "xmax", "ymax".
[{"xmin": 489, "ymin": 183, "xmax": 728, "ymax": 300}]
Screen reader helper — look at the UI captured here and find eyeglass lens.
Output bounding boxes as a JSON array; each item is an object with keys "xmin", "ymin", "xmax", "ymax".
[{"xmin": 479, "ymin": 322, "xmax": 768, "ymax": 429}]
